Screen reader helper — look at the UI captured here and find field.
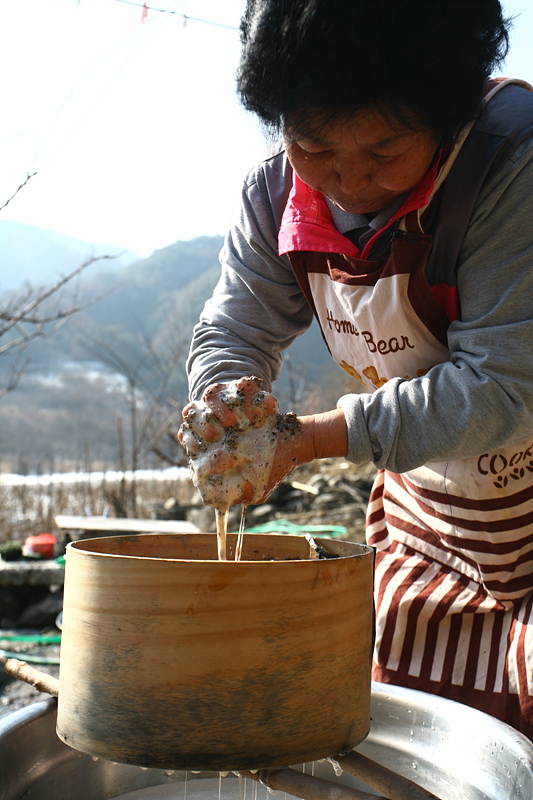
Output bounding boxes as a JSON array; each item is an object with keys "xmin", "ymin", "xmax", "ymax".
[
  {"xmin": 0, "ymin": 468, "xmax": 197, "ymax": 545},
  {"xmin": 0, "ymin": 458, "xmax": 375, "ymax": 547}
]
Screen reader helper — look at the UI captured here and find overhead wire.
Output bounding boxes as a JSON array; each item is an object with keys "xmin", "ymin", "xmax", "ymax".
[
  {"xmin": 31, "ymin": 0, "xmax": 187, "ymax": 175},
  {"xmin": 3, "ymin": 0, "xmax": 238, "ymax": 209},
  {"xmin": 112, "ymin": 0, "xmax": 239, "ymax": 30},
  {"xmin": 27, "ymin": 24, "xmax": 145, "ymax": 173}
]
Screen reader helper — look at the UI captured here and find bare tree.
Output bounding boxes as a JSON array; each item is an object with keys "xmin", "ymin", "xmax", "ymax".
[
  {"xmin": 80, "ymin": 317, "xmax": 189, "ymax": 516},
  {"xmin": 0, "ymin": 254, "xmax": 116, "ymax": 398}
]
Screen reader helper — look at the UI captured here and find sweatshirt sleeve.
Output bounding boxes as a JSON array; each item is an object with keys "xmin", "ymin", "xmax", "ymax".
[
  {"xmin": 187, "ymin": 152, "xmax": 314, "ymax": 401},
  {"xmin": 338, "ymin": 135, "xmax": 533, "ymax": 470}
]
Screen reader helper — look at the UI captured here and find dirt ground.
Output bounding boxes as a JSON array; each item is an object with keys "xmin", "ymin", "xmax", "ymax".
[{"xmin": 0, "ymin": 640, "xmax": 60, "ymax": 720}]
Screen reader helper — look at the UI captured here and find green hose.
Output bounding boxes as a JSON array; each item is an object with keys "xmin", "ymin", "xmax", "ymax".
[
  {"xmin": 0, "ymin": 634, "xmax": 61, "ymax": 644},
  {"xmin": 240, "ymin": 519, "xmax": 348, "ymax": 537},
  {"xmin": 0, "ymin": 634, "xmax": 61, "ymax": 666},
  {"xmin": 0, "ymin": 649, "xmax": 60, "ymax": 665}
]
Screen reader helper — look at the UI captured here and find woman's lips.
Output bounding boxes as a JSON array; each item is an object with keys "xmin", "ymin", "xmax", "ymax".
[
  {"xmin": 328, "ymin": 194, "xmax": 396, "ymax": 214},
  {"xmin": 332, "ymin": 199, "xmax": 379, "ymax": 214}
]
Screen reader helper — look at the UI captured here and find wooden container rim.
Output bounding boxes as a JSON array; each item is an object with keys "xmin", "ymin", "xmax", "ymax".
[{"xmin": 65, "ymin": 532, "xmax": 374, "ymax": 566}]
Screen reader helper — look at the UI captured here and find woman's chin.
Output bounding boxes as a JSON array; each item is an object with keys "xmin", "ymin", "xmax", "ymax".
[{"xmin": 329, "ymin": 195, "xmax": 395, "ymax": 214}]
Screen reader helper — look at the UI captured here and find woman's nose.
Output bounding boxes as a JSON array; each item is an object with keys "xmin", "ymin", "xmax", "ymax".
[{"xmin": 334, "ymin": 156, "xmax": 372, "ymax": 194}]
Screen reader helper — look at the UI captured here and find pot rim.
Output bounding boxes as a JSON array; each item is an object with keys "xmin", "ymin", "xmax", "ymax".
[{"xmin": 66, "ymin": 533, "xmax": 374, "ymax": 565}]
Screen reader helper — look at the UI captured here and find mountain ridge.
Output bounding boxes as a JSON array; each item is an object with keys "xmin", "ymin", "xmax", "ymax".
[
  {"xmin": 0, "ymin": 219, "xmax": 140, "ymax": 291},
  {"xmin": 0, "ymin": 228, "xmax": 341, "ymax": 469}
]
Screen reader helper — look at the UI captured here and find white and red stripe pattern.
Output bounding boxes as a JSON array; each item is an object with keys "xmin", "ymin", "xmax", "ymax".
[
  {"xmin": 368, "ymin": 470, "xmax": 533, "ymax": 739},
  {"xmin": 277, "ymin": 82, "xmax": 533, "ymax": 741}
]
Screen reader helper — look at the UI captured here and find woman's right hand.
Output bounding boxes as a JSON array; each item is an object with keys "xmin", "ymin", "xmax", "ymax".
[
  {"xmin": 178, "ymin": 377, "xmax": 297, "ymax": 510},
  {"xmin": 178, "ymin": 376, "xmax": 349, "ymax": 511}
]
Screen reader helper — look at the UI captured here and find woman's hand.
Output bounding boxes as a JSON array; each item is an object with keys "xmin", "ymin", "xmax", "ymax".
[
  {"xmin": 178, "ymin": 376, "xmax": 348, "ymax": 511},
  {"xmin": 178, "ymin": 377, "xmax": 297, "ymax": 510}
]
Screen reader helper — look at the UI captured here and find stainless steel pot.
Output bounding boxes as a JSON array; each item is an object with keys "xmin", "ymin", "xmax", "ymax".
[{"xmin": 1, "ymin": 683, "xmax": 532, "ymax": 800}]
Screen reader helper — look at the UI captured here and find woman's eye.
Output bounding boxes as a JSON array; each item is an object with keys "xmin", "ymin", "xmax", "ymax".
[
  {"xmin": 369, "ymin": 151, "xmax": 395, "ymax": 161},
  {"xmin": 302, "ymin": 148, "xmax": 332, "ymax": 159},
  {"xmin": 293, "ymin": 143, "xmax": 332, "ymax": 158}
]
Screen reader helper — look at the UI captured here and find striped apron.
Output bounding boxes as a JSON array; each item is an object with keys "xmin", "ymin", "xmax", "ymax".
[{"xmin": 279, "ymin": 81, "xmax": 533, "ymax": 738}]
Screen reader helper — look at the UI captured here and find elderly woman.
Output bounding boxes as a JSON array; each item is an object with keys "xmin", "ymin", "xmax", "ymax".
[{"xmin": 179, "ymin": 0, "xmax": 533, "ymax": 739}]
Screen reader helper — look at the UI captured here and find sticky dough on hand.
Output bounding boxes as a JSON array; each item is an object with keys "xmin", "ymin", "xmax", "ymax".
[{"xmin": 180, "ymin": 379, "xmax": 282, "ymax": 512}]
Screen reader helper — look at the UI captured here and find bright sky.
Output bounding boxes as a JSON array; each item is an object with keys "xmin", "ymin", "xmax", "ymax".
[{"xmin": 1, "ymin": 0, "xmax": 532, "ymax": 258}]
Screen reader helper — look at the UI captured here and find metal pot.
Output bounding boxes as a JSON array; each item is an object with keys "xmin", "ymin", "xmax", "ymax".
[{"xmin": 2, "ymin": 684, "xmax": 533, "ymax": 800}]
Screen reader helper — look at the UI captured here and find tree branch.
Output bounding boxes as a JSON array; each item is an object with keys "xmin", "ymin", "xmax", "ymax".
[{"xmin": 0, "ymin": 171, "xmax": 38, "ymax": 213}]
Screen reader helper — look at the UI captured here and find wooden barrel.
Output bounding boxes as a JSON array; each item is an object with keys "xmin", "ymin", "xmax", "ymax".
[{"xmin": 56, "ymin": 533, "xmax": 374, "ymax": 771}]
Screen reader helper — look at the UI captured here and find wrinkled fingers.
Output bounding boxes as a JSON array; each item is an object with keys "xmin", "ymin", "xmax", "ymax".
[
  {"xmin": 235, "ymin": 378, "xmax": 278, "ymax": 427},
  {"xmin": 202, "ymin": 383, "xmax": 240, "ymax": 428},
  {"xmin": 181, "ymin": 400, "xmax": 225, "ymax": 445},
  {"xmin": 177, "ymin": 423, "xmax": 200, "ymax": 455}
]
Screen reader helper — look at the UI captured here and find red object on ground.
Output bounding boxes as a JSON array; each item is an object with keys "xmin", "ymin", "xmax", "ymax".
[{"xmin": 25, "ymin": 533, "xmax": 56, "ymax": 559}]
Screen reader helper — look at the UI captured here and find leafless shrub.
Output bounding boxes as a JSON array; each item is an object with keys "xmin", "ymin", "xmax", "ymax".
[{"xmin": 0, "ymin": 470, "xmax": 197, "ymax": 545}]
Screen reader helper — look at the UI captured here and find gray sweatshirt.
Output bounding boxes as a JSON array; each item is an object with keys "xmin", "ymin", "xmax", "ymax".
[{"xmin": 187, "ymin": 131, "xmax": 533, "ymax": 473}]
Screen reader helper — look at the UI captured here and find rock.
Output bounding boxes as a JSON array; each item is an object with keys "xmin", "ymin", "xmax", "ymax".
[
  {"xmin": 0, "ymin": 588, "xmax": 22, "ymax": 628},
  {"xmin": 0, "ymin": 541, "xmax": 23, "ymax": 562},
  {"xmin": 16, "ymin": 590, "xmax": 63, "ymax": 629},
  {"xmin": 247, "ymin": 504, "xmax": 277, "ymax": 522},
  {"xmin": 154, "ymin": 497, "xmax": 187, "ymax": 521},
  {"xmin": 312, "ymin": 492, "xmax": 341, "ymax": 509},
  {"xmin": 268, "ymin": 483, "xmax": 296, "ymax": 505},
  {"xmin": 187, "ymin": 505, "xmax": 217, "ymax": 533},
  {"xmin": 306, "ymin": 473, "xmax": 329, "ymax": 488}
]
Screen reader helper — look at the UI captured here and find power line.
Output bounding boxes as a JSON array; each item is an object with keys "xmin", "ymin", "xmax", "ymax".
[
  {"xmin": 30, "ymin": 0, "xmax": 196, "ymax": 174},
  {"xmin": 1, "ymin": 0, "xmax": 239, "ymax": 210},
  {"xmin": 35, "ymin": 1, "xmax": 182, "ymax": 173},
  {"xmin": 27, "ymin": 24, "xmax": 144, "ymax": 173},
  {"xmin": 112, "ymin": 0, "xmax": 239, "ymax": 30}
]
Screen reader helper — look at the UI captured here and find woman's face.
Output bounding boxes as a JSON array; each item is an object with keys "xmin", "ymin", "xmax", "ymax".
[{"xmin": 284, "ymin": 109, "xmax": 438, "ymax": 215}]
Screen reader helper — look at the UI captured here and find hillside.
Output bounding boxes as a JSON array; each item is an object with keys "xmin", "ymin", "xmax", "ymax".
[
  {"xmin": 0, "ymin": 232, "xmax": 341, "ymax": 472},
  {"xmin": 0, "ymin": 220, "xmax": 139, "ymax": 290},
  {"xmin": 4, "ymin": 235, "xmax": 226, "ymax": 371}
]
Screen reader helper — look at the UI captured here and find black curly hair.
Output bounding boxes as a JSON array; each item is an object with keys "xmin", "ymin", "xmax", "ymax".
[{"xmin": 236, "ymin": 0, "xmax": 511, "ymax": 143}]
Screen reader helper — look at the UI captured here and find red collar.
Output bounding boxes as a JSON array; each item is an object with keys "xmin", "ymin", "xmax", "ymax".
[{"xmin": 279, "ymin": 151, "xmax": 442, "ymax": 259}]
